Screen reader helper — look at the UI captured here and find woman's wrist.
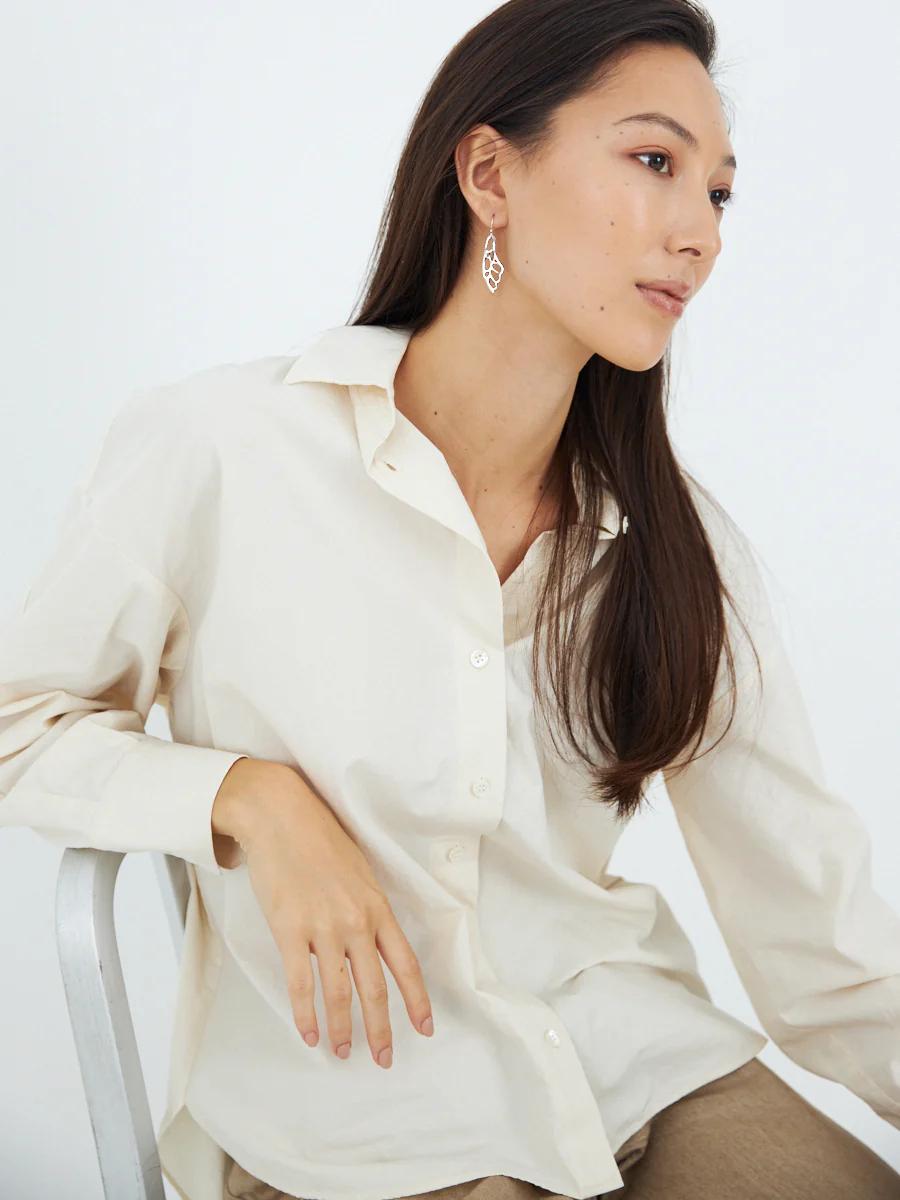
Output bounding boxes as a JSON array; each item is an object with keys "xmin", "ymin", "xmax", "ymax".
[{"xmin": 211, "ymin": 757, "xmax": 297, "ymax": 867}]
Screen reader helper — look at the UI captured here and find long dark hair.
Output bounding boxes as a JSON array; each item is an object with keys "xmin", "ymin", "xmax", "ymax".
[{"xmin": 349, "ymin": 0, "xmax": 761, "ymax": 823}]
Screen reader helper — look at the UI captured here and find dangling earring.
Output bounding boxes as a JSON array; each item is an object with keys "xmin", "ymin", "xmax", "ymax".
[{"xmin": 482, "ymin": 213, "xmax": 504, "ymax": 294}]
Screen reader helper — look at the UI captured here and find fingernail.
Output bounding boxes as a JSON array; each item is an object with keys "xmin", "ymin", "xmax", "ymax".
[
  {"xmin": 377, "ymin": 1047, "xmax": 393, "ymax": 1068},
  {"xmin": 336, "ymin": 1042, "xmax": 351, "ymax": 1059},
  {"xmin": 304, "ymin": 1030, "xmax": 318, "ymax": 1047},
  {"xmin": 420, "ymin": 1016, "xmax": 434, "ymax": 1036}
]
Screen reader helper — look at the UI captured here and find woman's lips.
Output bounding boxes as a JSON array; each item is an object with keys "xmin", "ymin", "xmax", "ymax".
[{"xmin": 635, "ymin": 284, "xmax": 685, "ymax": 317}]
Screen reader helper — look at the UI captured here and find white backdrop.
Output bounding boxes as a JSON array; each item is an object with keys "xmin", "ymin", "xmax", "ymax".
[{"xmin": 1, "ymin": 2, "xmax": 898, "ymax": 1195}]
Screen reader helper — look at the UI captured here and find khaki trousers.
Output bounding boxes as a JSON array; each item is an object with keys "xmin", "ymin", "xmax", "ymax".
[{"xmin": 223, "ymin": 1056, "xmax": 900, "ymax": 1200}]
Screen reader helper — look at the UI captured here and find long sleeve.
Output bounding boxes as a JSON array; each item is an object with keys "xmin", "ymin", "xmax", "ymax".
[
  {"xmin": 663, "ymin": 484, "xmax": 900, "ymax": 1131},
  {"xmin": 0, "ymin": 382, "xmax": 248, "ymax": 875}
]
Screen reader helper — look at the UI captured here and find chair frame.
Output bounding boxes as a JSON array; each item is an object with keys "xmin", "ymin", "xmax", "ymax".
[{"xmin": 55, "ymin": 847, "xmax": 189, "ymax": 1200}]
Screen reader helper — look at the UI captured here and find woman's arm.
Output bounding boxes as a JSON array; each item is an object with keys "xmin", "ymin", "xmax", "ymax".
[
  {"xmin": 0, "ymin": 385, "xmax": 248, "ymax": 874},
  {"xmin": 664, "ymin": 491, "xmax": 900, "ymax": 1130}
]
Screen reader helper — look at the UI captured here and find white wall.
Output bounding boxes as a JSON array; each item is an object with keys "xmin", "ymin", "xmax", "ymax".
[{"xmin": 1, "ymin": 1, "xmax": 897, "ymax": 1194}]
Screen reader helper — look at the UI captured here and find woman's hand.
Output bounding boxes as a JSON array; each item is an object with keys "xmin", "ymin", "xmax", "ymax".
[{"xmin": 211, "ymin": 758, "xmax": 435, "ymax": 1069}]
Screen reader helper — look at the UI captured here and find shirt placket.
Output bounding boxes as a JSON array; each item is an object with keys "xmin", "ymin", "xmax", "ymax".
[{"xmin": 348, "ymin": 380, "xmax": 626, "ymax": 1197}]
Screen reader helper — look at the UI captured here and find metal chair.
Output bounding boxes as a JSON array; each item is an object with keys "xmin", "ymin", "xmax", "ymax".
[{"xmin": 55, "ymin": 847, "xmax": 189, "ymax": 1200}]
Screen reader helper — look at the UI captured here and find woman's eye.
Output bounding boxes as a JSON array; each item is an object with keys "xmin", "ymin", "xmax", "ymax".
[
  {"xmin": 711, "ymin": 188, "xmax": 737, "ymax": 209},
  {"xmin": 635, "ymin": 151, "xmax": 672, "ymax": 174},
  {"xmin": 633, "ymin": 152, "xmax": 737, "ymax": 210}
]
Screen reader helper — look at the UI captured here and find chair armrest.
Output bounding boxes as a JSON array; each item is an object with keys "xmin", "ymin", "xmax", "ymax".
[{"xmin": 55, "ymin": 847, "xmax": 167, "ymax": 1200}]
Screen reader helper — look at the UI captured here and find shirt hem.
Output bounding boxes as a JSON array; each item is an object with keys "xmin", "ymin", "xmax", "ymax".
[
  {"xmin": 183, "ymin": 1031, "xmax": 770, "ymax": 1200},
  {"xmin": 606, "ymin": 1027, "xmax": 770, "ymax": 1155},
  {"xmin": 191, "ymin": 1103, "xmax": 620, "ymax": 1200}
]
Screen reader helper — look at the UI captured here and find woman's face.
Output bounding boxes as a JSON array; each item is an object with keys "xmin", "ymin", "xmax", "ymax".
[{"xmin": 481, "ymin": 43, "xmax": 737, "ymax": 371}]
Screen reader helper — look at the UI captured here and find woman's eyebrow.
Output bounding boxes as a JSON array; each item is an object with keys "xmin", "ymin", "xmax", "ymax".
[{"xmin": 613, "ymin": 111, "xmax": 737, "ymax": 170}]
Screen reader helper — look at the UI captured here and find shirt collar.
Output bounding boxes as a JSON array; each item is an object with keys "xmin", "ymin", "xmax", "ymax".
[{"xmin": 283, "ymin": 322, "xmax": 624, "ymax": 539}]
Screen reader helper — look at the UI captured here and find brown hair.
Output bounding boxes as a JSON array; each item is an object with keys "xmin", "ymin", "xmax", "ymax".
[{"xmin": 349, "ymin": 0, "xmax": 761, "ymax": 822}]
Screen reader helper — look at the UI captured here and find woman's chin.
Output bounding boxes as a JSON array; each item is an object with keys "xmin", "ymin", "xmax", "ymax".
[{"xmin": 604, "ymin": 338, "xmax": 669, "ymax": 372}]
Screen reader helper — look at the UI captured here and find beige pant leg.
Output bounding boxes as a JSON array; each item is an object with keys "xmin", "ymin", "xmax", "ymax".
[{"xmin": 600, "ymin": 1056, "xmax": 900, "ymax": 1200}]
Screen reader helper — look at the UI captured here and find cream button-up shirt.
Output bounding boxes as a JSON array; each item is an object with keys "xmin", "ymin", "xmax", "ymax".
[{"xmin": 2, "ymin": 322, "xmax": 899, "ymax": 1200}]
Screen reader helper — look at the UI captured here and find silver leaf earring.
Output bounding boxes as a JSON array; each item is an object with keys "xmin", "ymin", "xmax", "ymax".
[{"xmin": 482, "ymin": 213, "xmax": 504, "ymax": 293}]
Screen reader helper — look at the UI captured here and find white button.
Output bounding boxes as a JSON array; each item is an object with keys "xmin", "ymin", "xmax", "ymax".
[
  {"xmin": 446, "ymin": 843, "xmax": 466, "ymax": 862},
  {"xmin": 470, "ymin": 776, "xmax": 491, "ymax": 797},
  {"xmin": 469, "ymin": 648, "xmax": 489, "ymax": 669},
  {"xmin": 544, "ymin": 1028, "xmax": 561, "ymax": 1047}
]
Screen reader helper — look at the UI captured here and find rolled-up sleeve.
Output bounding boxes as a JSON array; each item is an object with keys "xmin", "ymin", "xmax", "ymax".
[
  {"xmin": 0, "ymin": 383, "xmax": 248, "ymax": 875},
  {"xmin": 663, "ymin": 485, "xmax": 900, "ymax": 1131}
]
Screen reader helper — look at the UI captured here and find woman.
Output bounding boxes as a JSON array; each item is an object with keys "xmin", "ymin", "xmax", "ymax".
[{"xmin": 2, "ymin": 0, "xmax": 898, "ymax": 1198}]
